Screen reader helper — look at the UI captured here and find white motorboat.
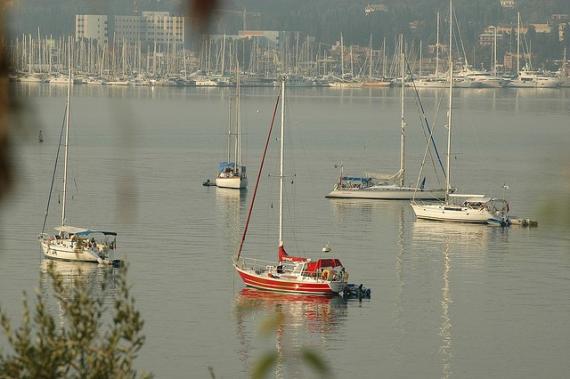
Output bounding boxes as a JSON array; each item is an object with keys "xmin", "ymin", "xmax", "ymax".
[{"xmin": 509, "ymin": 68, "xmax": 561, "ymax": 88}]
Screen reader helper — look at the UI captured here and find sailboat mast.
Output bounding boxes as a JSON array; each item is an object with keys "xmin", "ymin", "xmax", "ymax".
[
  {"xmin": 233, "ymin": 68, "xmax": 239, "ymax": 169},
  {"xmin": 445, "ymin": 0, "xmax": 453, "ymax": 203},
  {"xmin": 62, "ymin": 40, "xmax": 72, "ymax": 227},
  {"xmin": 517, "ymin": 12, "xmax": 520, "ymax": 75},
  {"xmin": 382, "ymin": 37, "xmax": 386, "ymax": 78},
  {"xmin": 493, "ymin": 26, "xmax": 497, "ymax": 76},
  {"xmin": 399, "ymin": 34, "xmax": 405, "ymax": 187},
  {"xmin": 436, "ymin": 11, "xmax": 440, "ymax": 77},
  {"xmin": 227, "ymin": 97, "xmax": 232, "ymax": 164},
  {"xmin": 278, "ymin": 76, "xmax": 285, "ymax": 246},
  {"xmin": 368, "ymin": 34, "xmax": 373, "ymax": 79},
  {"xmin": 236, "ymin": 66, "xmax": 241, "ymax": 171},
  {"xmin": 340, "ymin": 33, "xmax": 345, "ymax": 77}
]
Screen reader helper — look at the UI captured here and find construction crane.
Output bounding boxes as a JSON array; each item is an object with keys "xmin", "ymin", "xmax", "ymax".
[{"xmin": 217, "ymin": 8, "xmax": 261, "ymax": 30}]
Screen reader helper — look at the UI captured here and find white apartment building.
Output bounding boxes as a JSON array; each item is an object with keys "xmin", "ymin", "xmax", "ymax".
[
  {"xmin": 75, "ymin": 15, "xmax": 109, "ymax": 44},
  {"xmin": 114, "ymin": 11, "xmax": 184, "ymax": 46}
]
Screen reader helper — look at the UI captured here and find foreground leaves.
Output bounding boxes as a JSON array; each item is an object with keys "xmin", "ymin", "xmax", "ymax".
[{"xmin": 0, "ymin": 262, "xmax": 151, "ymax": 378}]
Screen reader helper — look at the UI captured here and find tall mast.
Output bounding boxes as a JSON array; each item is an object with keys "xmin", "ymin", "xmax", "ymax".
[
  {"xmin": 445, "ymin": 0, "xmax": 453, "ymax": 203},
  {"xmin": 399, "ymin": 34, "xmax": 406, "ymax": 187},
  {"xmin": 368, "ymin": 34, "xmax": 373, "ymax": 79},
  {"xmin": 350, "ymin": 46, "xmax": 354, "ymax": 76},
  {"xmin": 227, "ymin": 97, "xmax": 232, "ymax": 164},
  {"xmin": 517, "ymin": 12, "xmax": 520, "ymax": 75},
  {"xmin": 419, "ymin": 40, "xmax": 423, "ymax": 77},
  {"xmin": 340, "ymin": 33, "xmax": 345, "ymax": 77},
  {"xmin": 221, "ymin": 34, "xmax": 226, "ymax": 76},
  {"xmin": 62, "ymin": 38, "xmax": 72, "ymax": 227},
  {"xmin": 236, "ymin": 65, "xmax": 241, "ymax": 171},
  {"xmin": 382, "ymin": 37, "xmax": 386, "ymax": 78},
  {"xmin": 278, "ymin": 76, "xmax": 285, "ymax": 247},
  {"xmin": 493, "ymin": 26, "xmax": 497, "ymax": 76},
  {"xmin": 233, "ymin": 65, "xmax": 239, "ymax": 168},
  {"xmin": 436, "ymin": 11, "xmax": 440, "ymax": 77}
]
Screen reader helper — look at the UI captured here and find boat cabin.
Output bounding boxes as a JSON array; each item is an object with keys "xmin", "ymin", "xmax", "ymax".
[{"xmin": 218, "ymin": 161, "xmax": 246, "ymax": 178}]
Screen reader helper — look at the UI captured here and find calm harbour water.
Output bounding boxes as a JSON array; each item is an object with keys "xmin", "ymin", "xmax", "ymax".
[{"xmin": 1, "ymin": 84, "xmax": 569, "ymax": 378}]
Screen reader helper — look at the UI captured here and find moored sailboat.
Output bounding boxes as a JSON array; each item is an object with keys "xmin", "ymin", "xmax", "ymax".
[
  {"xmin": 327, "ymin": 37, "xmax": 446, "ymax": 200},
  {"xmin": 216, "ymin": 68, "xmax": 247, "ymax": 189},
  {"xmin": 410, "ymin": 0, "xmax": 510, "ymax": 226},
  {"xmin": 233, "ymin": 77, "xmax": 348, "ymax": 295},
  {"xmin": 38, "ymin": 68, "xmax": 117, "ymax": 264}
]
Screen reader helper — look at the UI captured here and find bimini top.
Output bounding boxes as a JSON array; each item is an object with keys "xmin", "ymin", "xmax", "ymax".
[
  {"xmin": 341, "ymin": 176, "xmax": 370, "ymax": 183},
  {"xmin": 54, "ymin": 225, "xmax": 88, "ymax": 234},
  {"xmin": 305, "ymin": 259, "xmax": 344, "ymax": 273},
  {"xmin": 463, "ymin": 197, "xmax": 492, "ymax": 204},
  {"xmin": 449, "ymin": 193, "xmax": 487, "ymax": 199},
  {"xmin": 54, "ymin": 225, "xmax": 117, "ymax": 236},
  {"xmin": 218, "ymin": 161, "xmax": 236, "ymax": 171}
]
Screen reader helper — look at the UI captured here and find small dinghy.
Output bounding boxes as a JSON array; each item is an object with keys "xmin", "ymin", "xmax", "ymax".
[{"xmin": 342, "ymin": 284, "xmax": 371, "ymax": 300}]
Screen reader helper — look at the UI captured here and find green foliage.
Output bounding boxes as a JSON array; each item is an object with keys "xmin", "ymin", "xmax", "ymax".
[{"xmin": 0, "ymin": 262, "xmax": 151, "ymax": 379}]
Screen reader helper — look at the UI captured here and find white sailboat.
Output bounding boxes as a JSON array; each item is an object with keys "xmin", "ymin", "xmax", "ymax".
[
  {"xmin": 216, "ymin": 67, "xmax": 247, "ymax": 189},
  {"xmin": 38, "ymin": 69, "xmax": 117, "ymax": 263},
  {"xmin": 410, "ymin": 0, "xmax": 511, "ymax": 226},
  {"xmin": 327, "ymin": 36, "xmax": 446, "ymax": 201}
]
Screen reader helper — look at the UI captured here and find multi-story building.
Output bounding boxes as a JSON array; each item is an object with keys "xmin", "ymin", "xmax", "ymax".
[
  {"xmin": 479, "ymin": 26, "xmax": 505, "ymax": 46},
  {"xmin": 75, "ymin": 15, "xmax": 108, "ymax": 44},
  {"xmin": 529, "ymin": 23, "xmax": 553, "ymax": 34},
  {"xmin": 114, "ymin": 12, "xmax": 184, "ymax": 47},
  {"xmin": 500, "ymin": 0, "xmax": 516, "ymax": 9},
  {"xmin": 77, "ymin": 12, "xmax": 184, "ymax": 49}
]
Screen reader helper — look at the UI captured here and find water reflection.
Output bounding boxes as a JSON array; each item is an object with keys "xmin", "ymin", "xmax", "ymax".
[
  {"xmin": 234, "ymin": 288, "xmax": 348, "ymax": 378},
  {"xmin": 330, "ymin": 198, "xmax": 406, "ymax": 224},
  {"xmin": 216, "ymin": 188, "xmax": 247, "ymax": 248},
  {"xmin": 410, "ymin": 222, "xmax": 508, "ymax": 379},
  {"xmin": 440, "ymin": 242, "xmax": 452, "ymax": 379},
  {"xmin": 411, "ymin": 219, "xmax": 509, "ymax": 249},
  {"xmin": 39, "ymin": 260, "xmax": 118, "ymax": 320}
]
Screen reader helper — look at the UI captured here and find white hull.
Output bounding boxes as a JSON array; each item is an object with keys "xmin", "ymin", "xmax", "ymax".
[
  {"xmin": 411, "ymin": 203, "xmax": 495, "ymax": 223},
  {"xmin": 327, "ymin": 186, "xmax": 446, "ymax": 200},
  {"xmin": 40, "ymin": 240, "xmax": 104, "ymax": 263},
  {"xmin": 329, "ymin": 81, "xmax": 362, "ymax": 88},
  {"xmin": 216, "ymin": 176, "xmax": 248, "ymax": 189},
  {"xmin": 509, "ymin": 80, "xmax": 560, "ymax": 88},
  {"xmin": 410, "ymin": 80, "xmax": 449, "ymax": 88}
]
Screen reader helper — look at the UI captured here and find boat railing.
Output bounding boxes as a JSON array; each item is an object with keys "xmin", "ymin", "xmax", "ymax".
[{"xmin": 238, "ymin": 257, "xmax": 277, "ymax": 273}]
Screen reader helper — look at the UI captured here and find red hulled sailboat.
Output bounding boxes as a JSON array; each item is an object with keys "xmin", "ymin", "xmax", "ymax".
[{"xmin": 233, "ymin": 77, "xmax": 348, "ymax": 295}]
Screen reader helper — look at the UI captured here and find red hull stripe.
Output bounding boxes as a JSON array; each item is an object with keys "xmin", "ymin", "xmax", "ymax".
[{"xmin": 236, "ymin": 268, "xmax": 339, "ymax": 294}]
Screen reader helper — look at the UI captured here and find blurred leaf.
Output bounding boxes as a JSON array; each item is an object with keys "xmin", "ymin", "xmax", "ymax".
[
  {"xmin": 251, "ymin": 351, "xmax": 278, "ymax": 379},
  {"xmin": 300, "ymin": 347, "xmax": 332, "ymax": 377}
]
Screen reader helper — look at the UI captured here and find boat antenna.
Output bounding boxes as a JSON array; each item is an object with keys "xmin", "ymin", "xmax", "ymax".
[{"xmin": 234, "ymin": 88, "xmax": 281, "ymax": 262}]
